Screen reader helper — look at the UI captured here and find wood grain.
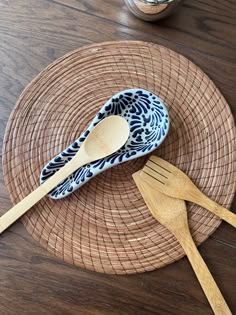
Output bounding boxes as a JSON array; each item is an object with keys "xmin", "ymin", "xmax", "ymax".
[
  {"xmin": 48, "ymin": 0, "xmax": 236, "ymax": 62},
  {"xmin": 0, "ymin": 0, "xmax": 235, "ymax": 314}
]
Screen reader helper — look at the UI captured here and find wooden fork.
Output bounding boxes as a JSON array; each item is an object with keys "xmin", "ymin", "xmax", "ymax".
[
  {"xmin": 133, "ymin": 171, "xmax": 232, "ymax": 315},
  {"xmin": 140, "ymin": 156, "xmax": 236, "ymax": 228}
]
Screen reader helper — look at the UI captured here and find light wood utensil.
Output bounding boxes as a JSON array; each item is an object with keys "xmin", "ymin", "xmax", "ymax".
[
  {"xmin": 133, "ymin": 171, "xmax": 232, "ymax": 315},
  {"xmin": 140, "ymin": 156, "xmax": 236, "ymax": 228},
  {"xmin": 0, "ymin": 116, "xmax": 129, "ymax": 234}
]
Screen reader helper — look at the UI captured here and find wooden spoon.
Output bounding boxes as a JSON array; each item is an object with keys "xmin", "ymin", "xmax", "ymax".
[
  {"xmin": 0, "ymin": 116, "xmax": 129, "ymax": 234},
  {"xmin": 133, "ymin": 171, "xmax": 232, "ymax": 315},
  {"xmin": 140, "ymin": 155, "xmax": 236, "ymax": 228}
]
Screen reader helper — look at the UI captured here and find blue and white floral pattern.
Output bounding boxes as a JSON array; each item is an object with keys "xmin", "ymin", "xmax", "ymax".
[{"xmin": 40, "ymin": 89, "xmax": 170, "ymax": 199}]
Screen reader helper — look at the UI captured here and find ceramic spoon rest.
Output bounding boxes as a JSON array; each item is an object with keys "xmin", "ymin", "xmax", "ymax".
[{"xmin": 40, "ymin": 89, "xmax": 170, "ymax": 199}]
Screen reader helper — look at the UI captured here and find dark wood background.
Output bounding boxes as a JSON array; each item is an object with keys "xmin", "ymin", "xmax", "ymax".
[{"xmin": 0, "ymin": 1, "xmax": 235, "ymax": 314}]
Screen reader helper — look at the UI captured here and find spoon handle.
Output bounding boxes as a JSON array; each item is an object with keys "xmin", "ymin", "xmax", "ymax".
[
  {"xmin": 191, "ymin": 189, "xmax": 236, "ymax": 228},
  {"xmin": 0, "ymin": 153, "xmax": 88, "ymax": 234},
  {"xmin": 170, "ymin": 221, "xmax": 232, "ymax": 315}
]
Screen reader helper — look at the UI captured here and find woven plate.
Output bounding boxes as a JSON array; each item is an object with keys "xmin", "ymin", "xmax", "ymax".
[{"xmin": 3, "ymin": 41, "xmax": 236, "ymax": 274}]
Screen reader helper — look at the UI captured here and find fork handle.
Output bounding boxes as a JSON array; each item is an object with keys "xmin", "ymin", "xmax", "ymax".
[
  {"xmin": 171, "ymin": 225, "xmax": 232, "ymax": 315},
  {"xmin": 192, "ymin": 190, "xmax": 236, "ymax": 228}
]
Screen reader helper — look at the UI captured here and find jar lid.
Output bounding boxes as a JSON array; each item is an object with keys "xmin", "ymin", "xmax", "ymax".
[{"xmin": 140, "ymin": 0, "xmax": 173, "ymax": 4}]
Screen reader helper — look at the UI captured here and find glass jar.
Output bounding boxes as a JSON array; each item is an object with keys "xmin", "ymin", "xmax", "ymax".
[{"xmin": 124, "ymin": 0, "xmax": 183, "ymax": 21}]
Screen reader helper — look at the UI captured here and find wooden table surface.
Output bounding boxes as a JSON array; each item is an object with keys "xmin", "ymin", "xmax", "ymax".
[{"xmin": 0, "ymin": 1, "xmax": 235, "ymax": 314}]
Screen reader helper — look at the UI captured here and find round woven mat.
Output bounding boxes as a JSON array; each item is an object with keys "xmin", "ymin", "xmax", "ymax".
[{"xmin": 3, "ymin": 41, "xmax": 236, "ymax": 274}]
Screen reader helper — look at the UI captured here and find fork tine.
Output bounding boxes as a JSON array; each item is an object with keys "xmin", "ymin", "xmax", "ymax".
[
  {"xmin": 148, "ymin": 158, "xmax": 172, "ymax": 174},
  {"xmin": 141, "ymin": 155, "xmax": 174, "ymax": 187},
  {"xmin": 149, "ymin": 155, "xmax": 177, "ymax": 173},
  {"xmin": 145, "ymin": 163, "xmax": 168, "ymax": 179},
  {"xmin": 140, "ymin": 170, "xmax": 166, "ymax": 191},
  {"xmin": 142, "ymin": 170, "xmax": 166, "ymax": 185},
  {"xmin": 142, "ymin": 165, "xmax": 167, "ymax": 185}
]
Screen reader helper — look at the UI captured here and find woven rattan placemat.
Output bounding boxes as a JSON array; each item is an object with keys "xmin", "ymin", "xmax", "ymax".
[{"xmin": 2, "ymin": 41, "xmax": 236, "ymax": 274}]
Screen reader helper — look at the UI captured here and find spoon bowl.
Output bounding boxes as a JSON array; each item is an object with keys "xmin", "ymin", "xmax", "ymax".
[
  {"xmin": 83, "ymin": 115, "xmax": 129, "ymax": 160},
  {"xmin": 40, "ymin": 89, "xmax": 170, "ymax": 199}
]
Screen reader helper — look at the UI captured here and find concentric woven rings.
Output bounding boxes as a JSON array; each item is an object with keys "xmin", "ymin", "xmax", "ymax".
[{"xmin": 2, "ymin": 41, "xmax": 236, "ymax": 274}]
